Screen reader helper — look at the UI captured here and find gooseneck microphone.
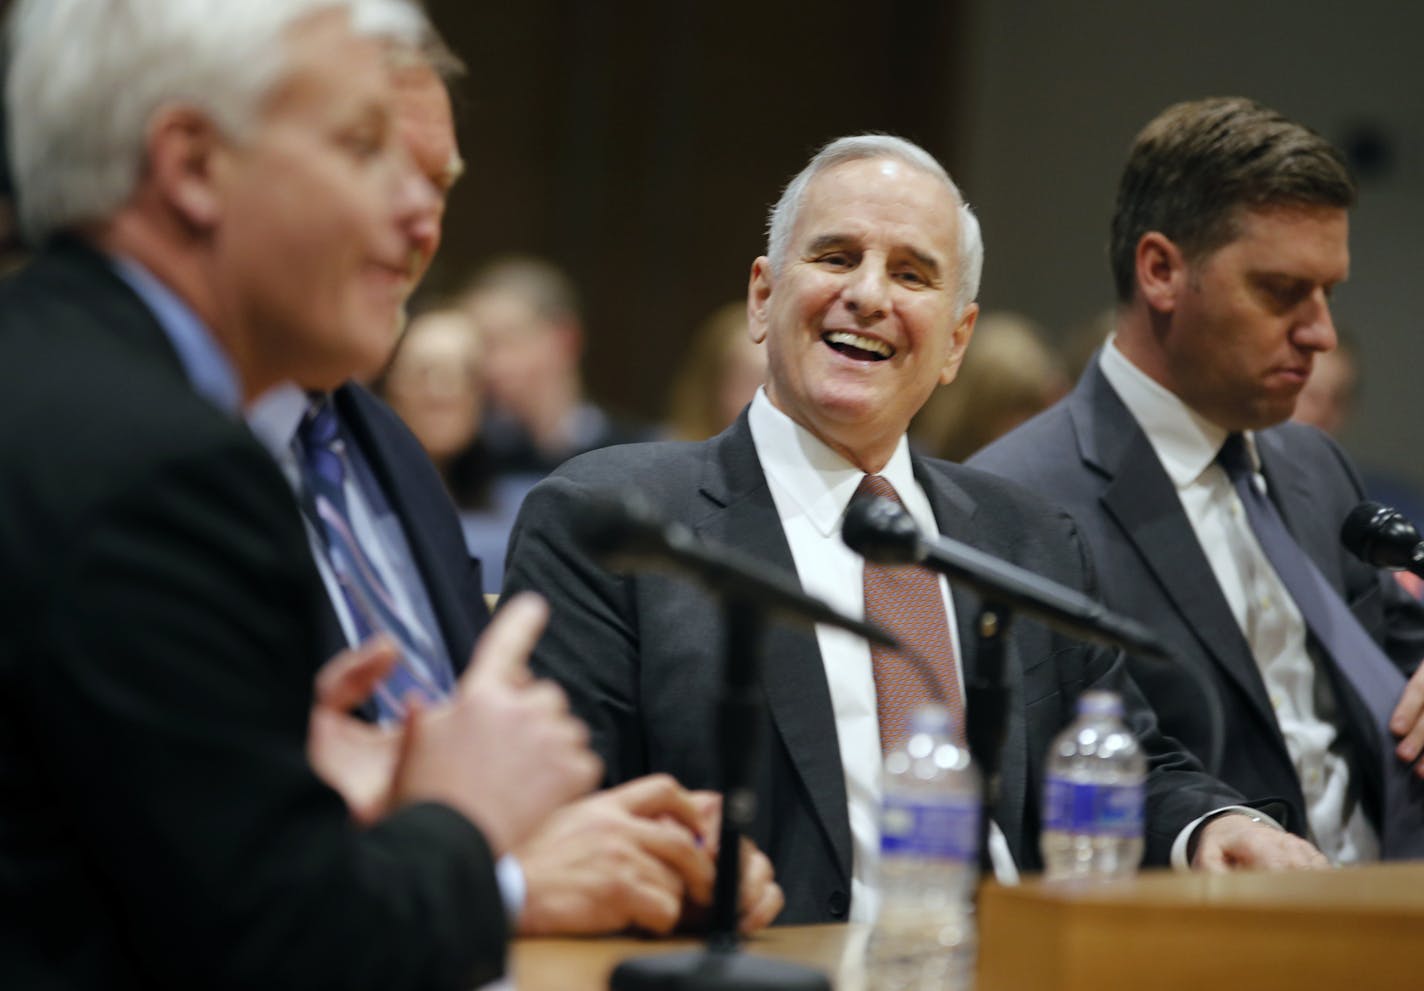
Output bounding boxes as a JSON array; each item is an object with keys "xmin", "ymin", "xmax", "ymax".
[
  {"xmin": 577, "ymin": 490, "xmax": 896, "ymax": 648},
  {"xmin": 843, "ymin": 495, "xmax": 1226, "ymax": 778},
  {"xmin": 842, "ymin": 495, "xmax": 1171, "ymax": 660},
  {"xmin": 577, "ymin": 488, "xmax": 851, "ymax": 990},
  {"xmin": 1341, "ymin": 501, "xmax": 1424, "ymax": 577}
]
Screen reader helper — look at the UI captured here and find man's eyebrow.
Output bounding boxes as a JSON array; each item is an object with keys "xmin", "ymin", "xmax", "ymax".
[
  {"xmin": 903, "ymin": 246, "xmax": 942, "ymax": 276},
  {"xmin": 805, "ymin": 234, "xmax": 854, "ymax": 255}
]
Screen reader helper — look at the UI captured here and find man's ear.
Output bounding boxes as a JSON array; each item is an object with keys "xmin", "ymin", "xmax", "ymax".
[
  {"xmin": 937, "ymin": 302, "xmax": 979, "ymax": 386},
  {"xmin": 146, "ymin": 105, "xmax": 225, "ymax": 230},
  {"xmin": 747, "ymin": 257, "xmax": 773, "ymax": 344},
  {"xmin": 1135, "ymin": 231, "xmax": 1187, "ymax": 315}
]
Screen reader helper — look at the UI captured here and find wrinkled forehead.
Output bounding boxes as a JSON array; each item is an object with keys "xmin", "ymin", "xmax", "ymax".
[{"xmin": 794, "ymin": 157, "xmax": 961, "ymax": 259}]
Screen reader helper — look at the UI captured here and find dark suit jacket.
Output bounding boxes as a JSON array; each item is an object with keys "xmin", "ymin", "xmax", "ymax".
[
  {"xmin": 318, "ymin": 383, "xmax": 491, "ymax": 673},
  {"xmin": 970, "ymin": 360, "xmax": 1424, "ymax": 839},
  {"xmin": 0, "ymin": 241, "xmax": 507, "ymax": 989},
  {"xmin": 503, "ymin": 413, "xmax": 1249, "ymax": 924}
]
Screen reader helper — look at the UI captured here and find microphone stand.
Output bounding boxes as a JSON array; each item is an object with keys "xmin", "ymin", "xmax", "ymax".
[
  {"xmin": 610, "ymin": 592, "xmax": 830, "ymax": 991},
  {"xmin": 966, "ymin": 603, "xmax": 1011, "ymax": 879}
]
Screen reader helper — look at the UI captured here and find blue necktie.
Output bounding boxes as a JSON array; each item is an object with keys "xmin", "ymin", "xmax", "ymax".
[
  {"xmin": 296, "ymin": 398, "xmax": 453, "ymax": 721},
  {"xmin": 1218, "ymin": 432, "xmax": 1424, "ymax": 857}
]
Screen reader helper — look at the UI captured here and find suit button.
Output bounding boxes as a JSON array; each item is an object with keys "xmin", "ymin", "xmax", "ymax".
[{"xmin": 828, "ymin": 890, "xmax": 848, "ymax": 918}]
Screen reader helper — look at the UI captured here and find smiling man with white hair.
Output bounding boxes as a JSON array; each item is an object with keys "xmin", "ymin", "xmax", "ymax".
[
  {"xmin": 0, "ymin": 2, "xmax": 600, "ymax": 987},
  {"xmin": 504, "ymin": 133, "xmax": 1326, "ymax": 925}
]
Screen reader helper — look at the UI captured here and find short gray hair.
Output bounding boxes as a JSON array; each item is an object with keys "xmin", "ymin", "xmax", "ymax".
[
  {"xmin": 766, "ymin": 134, "xmax": 984, "ymax": 317},
  {"xmin": 5, "ymin": 0, "xmax": 432, "ymax": 245}
]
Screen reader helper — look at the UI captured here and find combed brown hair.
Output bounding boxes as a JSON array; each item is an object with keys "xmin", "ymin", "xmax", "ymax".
[{"xmin": 1109, "ymin": 97, "xmax": 1355, "ymax": 302}]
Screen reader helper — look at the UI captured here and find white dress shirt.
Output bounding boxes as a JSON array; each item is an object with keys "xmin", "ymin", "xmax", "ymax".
[
  {"xmin": 1099, "ymin": 340, "xmax": 1377, "ymax": 864},
  {"xmin": 747, "ymin": 389, "xmax": 1016, "ymax": 921}
]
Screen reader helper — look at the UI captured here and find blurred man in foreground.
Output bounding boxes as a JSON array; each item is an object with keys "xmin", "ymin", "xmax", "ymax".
[
  {"xmin": 505, "ymin": 134, "xmax": 1323, "ymax": 925},
  {"xmin": 245, "ymin": 39, "xmax": 781, "ymax": 936},
  {"xmin": 0, "ymin": 2, "xmax": 598, "ymax": 986},
  {"xmin": 973, "ymin": 98, "xmax": 1424, "ymax": 862}
]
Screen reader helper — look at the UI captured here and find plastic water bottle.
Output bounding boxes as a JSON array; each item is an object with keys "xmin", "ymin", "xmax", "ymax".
[
  {"xmin": 1041, "ymin": 690, "xmax": 1145, "ymax": 880},
  {"xmin": 868, "ymin": 704, "xmax": 980, "ymax": 991}
]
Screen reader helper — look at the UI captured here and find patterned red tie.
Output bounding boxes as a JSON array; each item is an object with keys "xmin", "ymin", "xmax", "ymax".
[{"xmin": 858, "ymin": 474, "xmax": 965, "ymax": 752}]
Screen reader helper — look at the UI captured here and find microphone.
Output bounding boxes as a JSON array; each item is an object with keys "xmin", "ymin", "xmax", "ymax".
[
  {"xmin": 842, "ymin": 496, "xmax": 1171, "ymax": 660},
  {"xmin": 576, "ymin": 489, "xmax": 897, "ymax": 648},
  {"xmin": 1341, "ymin": 501, "xmax": 1424, "ymax": 577}
]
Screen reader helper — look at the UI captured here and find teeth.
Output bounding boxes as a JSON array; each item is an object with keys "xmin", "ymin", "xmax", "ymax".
[{"xmin": 824, "ymin": 331, "xmax": 892, "ymax": 358}]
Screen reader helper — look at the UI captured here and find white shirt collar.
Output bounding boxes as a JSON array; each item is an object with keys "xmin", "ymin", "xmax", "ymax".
[
  {"xmin": 1098, "ymin": 335, "xmax": 1260, "ymax": 486},
  {"xmin": 746, "ymin": 388, "xmax": 929, "ymax": 537},
  {"xmin": 246, "ymin": 382, "xmax": 312, "ymax": 459}
]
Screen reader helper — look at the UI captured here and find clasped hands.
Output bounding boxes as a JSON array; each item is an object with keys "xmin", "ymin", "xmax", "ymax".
[{"xmin": 306, "ymin": 592, "xmax": 783, "ymax": 935}]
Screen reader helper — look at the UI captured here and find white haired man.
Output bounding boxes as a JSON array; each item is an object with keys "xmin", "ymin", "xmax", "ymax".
[
  {"xmin": 0, "ymin": 2, "xmax": 598, "ymax": 987},
  {"xmin": 504, "ymin": 134, "xmax": 1325, "ymax": 925}
]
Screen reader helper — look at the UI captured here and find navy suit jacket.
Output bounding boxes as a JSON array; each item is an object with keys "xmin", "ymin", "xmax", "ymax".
[
  {"xmin": 503, "ymin": 413, "xmax": 1250, "ymax": 923},
  {"xmin": 321, "ymin": 383, "xmax": 491, "ymax": 674},
  {"xmin": 971, "ymin": 360, "xmax": 1424, "ymax": 838}
]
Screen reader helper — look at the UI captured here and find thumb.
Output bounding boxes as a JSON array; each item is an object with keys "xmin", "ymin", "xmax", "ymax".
[
  {"xmin": 315, "ymin": 634, "xmax": 399, "ymax": 712},
  {"xmin": 460, "ymin": 592, "xmax": 549, "ymax": 695}
]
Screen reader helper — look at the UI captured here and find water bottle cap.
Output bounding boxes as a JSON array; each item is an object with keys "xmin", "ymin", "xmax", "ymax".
[
  {"xmin": 905, "ymin": 703, "xmax": 955, "ymax": 737},
  {"xmin": 1076, "ymin": 690, "xmax": 1124, "ymax": 718}
]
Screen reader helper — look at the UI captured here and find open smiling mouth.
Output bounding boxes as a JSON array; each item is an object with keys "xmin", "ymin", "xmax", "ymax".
[{"xmin": 823, "ymin": 330, "xmax": 893, "ymax": 361}]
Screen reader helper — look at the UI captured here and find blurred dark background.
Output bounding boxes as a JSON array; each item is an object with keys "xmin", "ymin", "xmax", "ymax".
[{"xmin": 424, "ymin": 0, "xmax": 1423, "ymax": 485}]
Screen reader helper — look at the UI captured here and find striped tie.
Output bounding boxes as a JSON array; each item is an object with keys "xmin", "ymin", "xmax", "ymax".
[
  {"xmin": 858, "ymin": 474, "xmax": 965, "ymax": 752},
  {"xmin": 296, "ymin": 399, "xmax": 452, "ymax": 721}
]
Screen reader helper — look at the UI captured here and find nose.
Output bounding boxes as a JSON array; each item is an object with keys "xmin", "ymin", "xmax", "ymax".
[
  {"xmin": 1295, "ymin": 287, "xmax": 1338, "ymax": 354},
  {"xmin": 842, "ymin": 260, "xmax": 890, "ymax": 320},
  {"xmin": 390, "ymin": 150, "xmax": 445, "ymax": 260}
]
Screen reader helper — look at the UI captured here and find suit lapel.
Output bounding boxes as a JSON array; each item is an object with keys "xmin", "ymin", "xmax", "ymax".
[
  {"xmin": 692, "ymin": 417, "xmax": 853, "ymax": 885},
  {"xmin": 333, "ymin": 385, "xmax": 479, "ymax": 669},
  {"xmin": 914, "ymin": 458, "xmax": 1030, "ymax": 861},
  {"xmin": 1075, "ymin": 366, "xmax": 1281, "ymax": 731},
  {"xmin": 1257, "ymin": 430, "xmax": 1346, "ymax": 589}
]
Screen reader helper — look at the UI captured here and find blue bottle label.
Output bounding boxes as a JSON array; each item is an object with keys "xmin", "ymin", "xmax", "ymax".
[
  {"xmin": 880, "ymin": 793, "xmax": 981, "ymax": 861},
  {"xmin": 1043, "ymin": 776, "xmax": 1144, "ymax": 838}
]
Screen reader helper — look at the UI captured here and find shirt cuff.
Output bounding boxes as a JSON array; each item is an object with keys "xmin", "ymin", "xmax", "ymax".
[
  {"xmin": 496, "ymin": 854, "xmax": 526, "ymax": 925},
  {"xmin": 1170, "ymin": 805, "xmax": 1285, "ymax": 869}
]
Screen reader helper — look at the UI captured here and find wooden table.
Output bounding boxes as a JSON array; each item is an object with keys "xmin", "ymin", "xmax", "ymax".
[
  {"xmin": 978, "ymin": 861, "xmax": 1424, "ymax": 991},
  {"xmin": 511, "ymin": 863, "xmax": 1424, "ymax": 990},
  {"xmin": 510, "ymin": 924, "xmax": 869, "ymax": 990}
]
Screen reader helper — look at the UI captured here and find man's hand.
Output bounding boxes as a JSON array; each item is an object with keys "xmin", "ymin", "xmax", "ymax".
[
  {"xmin": 1193, "ymin": 814, "xmax": 1329, "ymax": 871},
  {"xmin": 392, "ymin": 594, "xmax": 602, "ymax": 854},
  {"xmin": 1389, "ymin": 661, "xmax": 1424, "ymax": 774},
  {"xmin": 514, "ymin": 775, "xmax": 715, "ymax": 935},
  {"xmin": 681, "ymin": 792, "xmax": 785, "ymax": 935},
  {"xmin": 307, "ymin": 635, "xmax": 403, "ymax": 824}
]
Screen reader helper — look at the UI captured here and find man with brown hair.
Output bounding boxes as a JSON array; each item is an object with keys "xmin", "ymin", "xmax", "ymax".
[{"xmin": 973, "ymin": 97, "xmax": 1424, "ymax": 863}]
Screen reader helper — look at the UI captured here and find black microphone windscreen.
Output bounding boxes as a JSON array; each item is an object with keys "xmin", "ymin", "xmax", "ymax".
[
  {"xmin": 1341, "ymin": 501, "xmax": 1420, "ymax": 569},
  {"xmin": 842, "ymin": 496, "xmax": 925, "ymax": 565}
]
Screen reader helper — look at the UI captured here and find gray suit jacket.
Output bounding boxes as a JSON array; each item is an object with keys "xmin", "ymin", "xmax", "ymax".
[
  {"xmin": 971, "ymin": 360, "xmax": 1424, "ymax": 837},
  {"xmin": 503, "ymin": 412, "xmax": 1249, "ymax": 922}
]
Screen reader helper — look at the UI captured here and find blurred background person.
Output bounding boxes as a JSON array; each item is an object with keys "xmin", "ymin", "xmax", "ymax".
[
  {"xmin": 377, "ymin": 305, "xmax": 491, "ymax": 507},
  {"xmin": 375, "ymin": 304, "xmax": 531, "ymax": 593},
  {"xmin": 459, "ymin": 254, "xmax": 650, "ymax": 478},
  {"xmin": 910, "ymin": 311, "xmax": 1069, "ymax": 462},
  {"xmin": 1059, "ymin": 306, "xmax": 1117, "ymax": 384},
  {"xmin": 1293, "ymin": 330, "xmax": 1359, "ymax": 438},
  {"xmin": 664, "ymin": 299, "xmax": 767, "ymax": 441}
]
